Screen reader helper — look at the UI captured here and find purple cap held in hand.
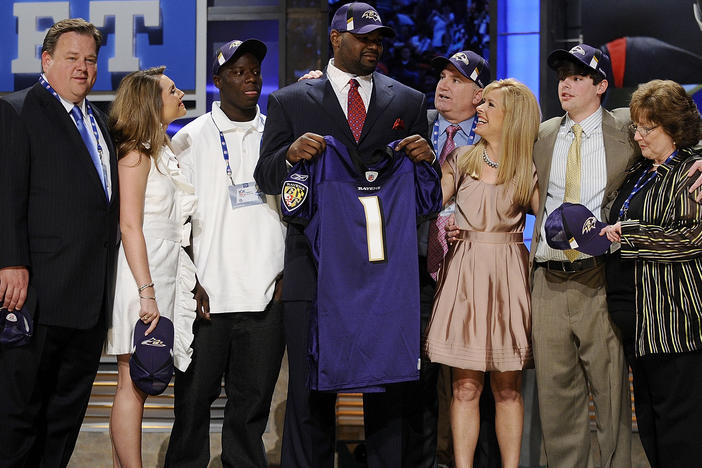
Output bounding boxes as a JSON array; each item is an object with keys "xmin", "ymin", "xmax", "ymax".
[
  {"xmin": 0, "ymin": 288, "xmax": 35, "ymax": 348},
  {"xmin": 545, "ymin": 202, "xmax": 612, "ymax": 256},
  {"xmin": 129, "ymin": 316, "xmax": 174, "ymax": 396}
]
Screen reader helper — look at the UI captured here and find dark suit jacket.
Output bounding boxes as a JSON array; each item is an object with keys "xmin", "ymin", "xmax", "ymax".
[
  {"xmin": 0, "ymin": 83, "xmax": 120, "ymax": 329},
  {"xmin": 254, "ymin": 72, "xmax": 429, "ymax": 301},
  {"xmin": 529, "ymin": 107, "xmax": 639, "ymax": 267}
]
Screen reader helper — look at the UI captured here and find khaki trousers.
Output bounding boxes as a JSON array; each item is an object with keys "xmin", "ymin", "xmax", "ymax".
[{"xmin": 531, "ymin": 265, "xmax": 631, "ymax": 468}]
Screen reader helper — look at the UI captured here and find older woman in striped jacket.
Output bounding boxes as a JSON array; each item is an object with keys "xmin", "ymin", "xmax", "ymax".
[{"xmin": 601, "ymin": 79, "xmax": 702, "ymax": 468}]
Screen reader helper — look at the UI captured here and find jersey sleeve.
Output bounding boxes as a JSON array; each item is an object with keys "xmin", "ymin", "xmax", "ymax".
[
  {"xmin": 414, "ymin": 160, "xmax": 443, "ymax": 222},
  {"xmin": 281, "ymin": 160, "xmax": 314, "ymax": 226}
]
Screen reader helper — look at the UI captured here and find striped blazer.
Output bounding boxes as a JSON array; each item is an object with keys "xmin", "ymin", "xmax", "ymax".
[{"xmin": 620, "ymin": 147, "xmax": 702, "ymax": 356}]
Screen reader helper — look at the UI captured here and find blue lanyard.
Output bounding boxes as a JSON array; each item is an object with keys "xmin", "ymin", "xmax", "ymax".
[
  {"xmin": 431, "ymin": 115, "xmax": 477, "ymax": 152},
  {"xmin": 39, "ymin": 76, "xmax": 103, "ymax": 158},
  {"xmin": 210, "ymin": 111, "xmax": 265, "ymax": 185},
  {"xmin": 618, "ymin": 151, "xmax": 676, "ymax": 220}
]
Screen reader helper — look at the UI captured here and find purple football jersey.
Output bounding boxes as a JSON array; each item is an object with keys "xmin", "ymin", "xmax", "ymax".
[{"xmin": 281, "ymin": 136, "xmax": 442, "ymax": 392}]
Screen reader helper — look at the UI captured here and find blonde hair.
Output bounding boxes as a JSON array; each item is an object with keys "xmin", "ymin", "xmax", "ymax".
[
  {"xmin": 457, "ymin": 78, "xmax": 541, "ymax": 208},
  {"xmin": 109, "ymin": 66, "xmax": 169, "ymax": 161}
]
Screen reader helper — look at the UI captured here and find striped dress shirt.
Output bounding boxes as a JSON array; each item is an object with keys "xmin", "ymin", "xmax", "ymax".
[
  {"xmin": 535, "ymin": 108, "xmax": 608, "ymax": 262},
  {"xmin": 619, "ymin": 147, "xmax": 702, "ymax": 356}
]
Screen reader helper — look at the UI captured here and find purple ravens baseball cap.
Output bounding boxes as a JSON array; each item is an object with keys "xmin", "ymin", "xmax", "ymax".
[
  {"xmin": 432, "ymin": 50, "xmax": 490, "ymax": 88},
  {"xmin": 545, "ymin": 202, "xmax": 611, "ymax": 256},
  {"xmin": 0, "ymin": 288, "xmax": 36, "ymax": 348},
  {"xmin": 212, "ymin": 38, "xmax": 267, "ymax": 76},
  {"xmin": 130, "ymin": 316, "xmax": 174, "ymax": 396},
  {"xmin": 547, "ymin": 43, "xmax": 611, "ymax": 80},
  {"xmin": 330, "ymin": 2, "xmax": 395, "ymax": 38}
]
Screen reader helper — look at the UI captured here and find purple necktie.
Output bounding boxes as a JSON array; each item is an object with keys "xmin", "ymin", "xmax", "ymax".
[
  {"xmin": 347, "ymin": 79, "xmax": 366, "ymax": 142},
  {"xmin": 427, "ymin": 125, "xmax": 460, "ymax": 279}
]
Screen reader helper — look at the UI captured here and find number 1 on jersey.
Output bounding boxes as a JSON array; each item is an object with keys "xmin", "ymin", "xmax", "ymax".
[{"xmin": 358, "ymin": 196, "xmax": 387, "ymax": 262}]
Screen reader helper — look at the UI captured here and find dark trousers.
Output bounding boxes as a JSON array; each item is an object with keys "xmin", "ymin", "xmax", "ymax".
[
  {"xmin": 633, "ymin": 350, "xmax": 702, "ymax": 468},
  {"xmin": 401, "ymin": 261, "xmax": 439, "ymax": 468},
  {"xmin": 281, "ymin": 300, "xmax": 409, "ymax": 468},
  {"xmin": 0, "ymin": 320, "xmax": 106, "ymax": 468},
  {"xmin": 165, "ymin": 302, "xmax": 285, "ymax": 468}
]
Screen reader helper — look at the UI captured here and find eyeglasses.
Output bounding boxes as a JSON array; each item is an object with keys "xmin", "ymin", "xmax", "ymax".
[{"xmin": 629, "ymin": 123, "xmax": 658, "ymax": 137}]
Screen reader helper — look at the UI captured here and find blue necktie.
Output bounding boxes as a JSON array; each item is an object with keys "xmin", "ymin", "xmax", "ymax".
[{"xmin": 70, "ymin": 105, "xmax": 108, "ymax": 199}]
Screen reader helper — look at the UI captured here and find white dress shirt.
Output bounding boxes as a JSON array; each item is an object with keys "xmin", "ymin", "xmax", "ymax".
[
  {"xmin": 45, "ymin": 73, "xmax": 112, "ymax": 199},
  {"xmin": 326, "ymin": 59, "xmax": 373, "ymax": 115},
  {"xmin": 536, "ymin": 107, "xmax": 607, "ymax": 262}
]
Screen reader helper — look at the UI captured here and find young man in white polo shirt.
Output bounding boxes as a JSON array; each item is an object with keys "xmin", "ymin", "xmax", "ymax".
[{"xmin": 165, "ymin": 39, "xmax": 286, "ymax": 468}]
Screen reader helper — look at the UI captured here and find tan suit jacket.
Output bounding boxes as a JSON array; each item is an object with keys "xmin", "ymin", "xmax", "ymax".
[{"xmin": 529, "ymin": 107, "xmax": 640, "ymax": 267}]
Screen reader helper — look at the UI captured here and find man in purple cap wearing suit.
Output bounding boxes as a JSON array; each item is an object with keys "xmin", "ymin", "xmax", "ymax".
[
  {"xmin": 417, "ymin": 50, "xmax": 504, "ymax": 468},
  {"xmin": 529, "ymin": 43, "xmax": 636, "ymax": 468},
  {"xmin": 255, "ymin": 2, "xmax": 437, "ymax": 467}
]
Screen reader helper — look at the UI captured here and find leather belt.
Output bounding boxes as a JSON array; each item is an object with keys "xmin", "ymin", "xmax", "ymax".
[{"xmin": 536, "ymin": 256, "xmax": 605, "ymax": 272}]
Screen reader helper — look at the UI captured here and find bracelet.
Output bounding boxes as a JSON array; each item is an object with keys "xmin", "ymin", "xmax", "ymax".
[
  {"xmin": 138, "ymin": 282, "xmax": 154, "ymax": 292},
  {"xmin": 139, "ymin": 294, "xmax": 156, "ymax": 300}
]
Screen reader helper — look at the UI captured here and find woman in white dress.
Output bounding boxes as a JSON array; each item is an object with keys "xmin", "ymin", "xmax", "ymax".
[{"xmin": 105, "ymin": 66, "xmax": 197, "ymax": 467}]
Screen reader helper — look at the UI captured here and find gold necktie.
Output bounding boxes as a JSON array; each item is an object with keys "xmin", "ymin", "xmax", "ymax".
[{"xmin": 564, "ymin": 124, "xmax": 582, "ymax": 262}]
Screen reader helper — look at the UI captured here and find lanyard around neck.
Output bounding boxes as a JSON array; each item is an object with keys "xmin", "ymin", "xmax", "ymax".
[
  {"xmin": 39, "ymin": 76, "xmax": 103, "ymax": 158},
  {"xmin": 618, "ymin": 151, "xmax": 677, "ymax": 220},
  {"xmin": 210, "ymin": 111, "xmax": 264, "ymax": 185},
  {"xmin": 432, "ymin": 115, "xmax": 477, "ymax": 152}
]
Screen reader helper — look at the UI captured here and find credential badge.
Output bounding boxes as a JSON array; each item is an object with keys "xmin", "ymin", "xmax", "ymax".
[
  {"xmin": 362, "ymin": 10, "xmax": 381, "ymax": 22},
  {"xmin": 570, "ymin": 45, "xmax": 586, "ymax": 56},
  {"xmin": 282, "ymin": 180, "xmax": 308, "ymax": 211},
  {"xmin": 365, "ymin": 171, "xmax": 379, "ymax": 182}
]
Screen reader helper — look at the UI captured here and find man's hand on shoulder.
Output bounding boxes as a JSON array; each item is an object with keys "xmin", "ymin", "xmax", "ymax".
[
  {"xmin": 298, "ymin": 70, "xmax": 323, "ymax": 81},
  {"xmin": 0, "ymin": 266, "xmax": 29, "ymax": 311},
  {"xmin": 687, "ymin": 160, "xmax": 702, "ymax": 202},
  {"xmin": 286, "ymin": 133, "xmax": 326, "ymax": 164},
  {"xmin": 395, "ymin": 134, "xmax": 436, "ymax": 164}
]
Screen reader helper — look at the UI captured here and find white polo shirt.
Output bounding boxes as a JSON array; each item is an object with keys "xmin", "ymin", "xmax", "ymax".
[{"xmin": 172, "ymin": 102, "xmax": 286, "ymax": 313}]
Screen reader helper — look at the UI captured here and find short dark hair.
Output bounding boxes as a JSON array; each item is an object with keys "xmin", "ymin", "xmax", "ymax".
[
  {"xmin": 630, "ymin": 80, "xmax": 702, "ymax": 149},
  {"xmin": 554, "ymin": 59, "xmax": 605, "ymax": 86},
  {"xmin": 42, "ymin": 18, "xmax": 103, "ymax": 56}
]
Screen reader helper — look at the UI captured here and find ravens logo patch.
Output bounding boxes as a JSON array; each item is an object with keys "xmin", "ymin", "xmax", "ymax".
[{"xmin": 282, "ymin": 180, "xmax": 308, "ymax": 211}]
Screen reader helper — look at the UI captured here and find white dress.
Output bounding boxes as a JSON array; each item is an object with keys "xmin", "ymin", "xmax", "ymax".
[{"xmin": 106, "ymin": 147, "xmax": 197, "ymax": 372}]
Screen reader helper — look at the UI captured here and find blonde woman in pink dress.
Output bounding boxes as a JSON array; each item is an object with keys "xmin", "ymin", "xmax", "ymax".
[{"xmin": 425, "ymin": 78, "xmax": 540, "ymax": 468}]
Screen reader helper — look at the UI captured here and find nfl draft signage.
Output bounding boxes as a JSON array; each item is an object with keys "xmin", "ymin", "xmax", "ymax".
[{"xmin": 1, "ymin": 0, "xmax": 207, "ymax": 116}]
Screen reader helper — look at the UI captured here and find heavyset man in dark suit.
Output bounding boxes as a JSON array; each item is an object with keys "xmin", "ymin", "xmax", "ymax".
[
  {"xmin": 0, "ymin": 19, "xmax": 119, "ymax": 467},
  {"xmin": 254, "ymin": 3, "xmax": 436, "ymax": 467}
]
